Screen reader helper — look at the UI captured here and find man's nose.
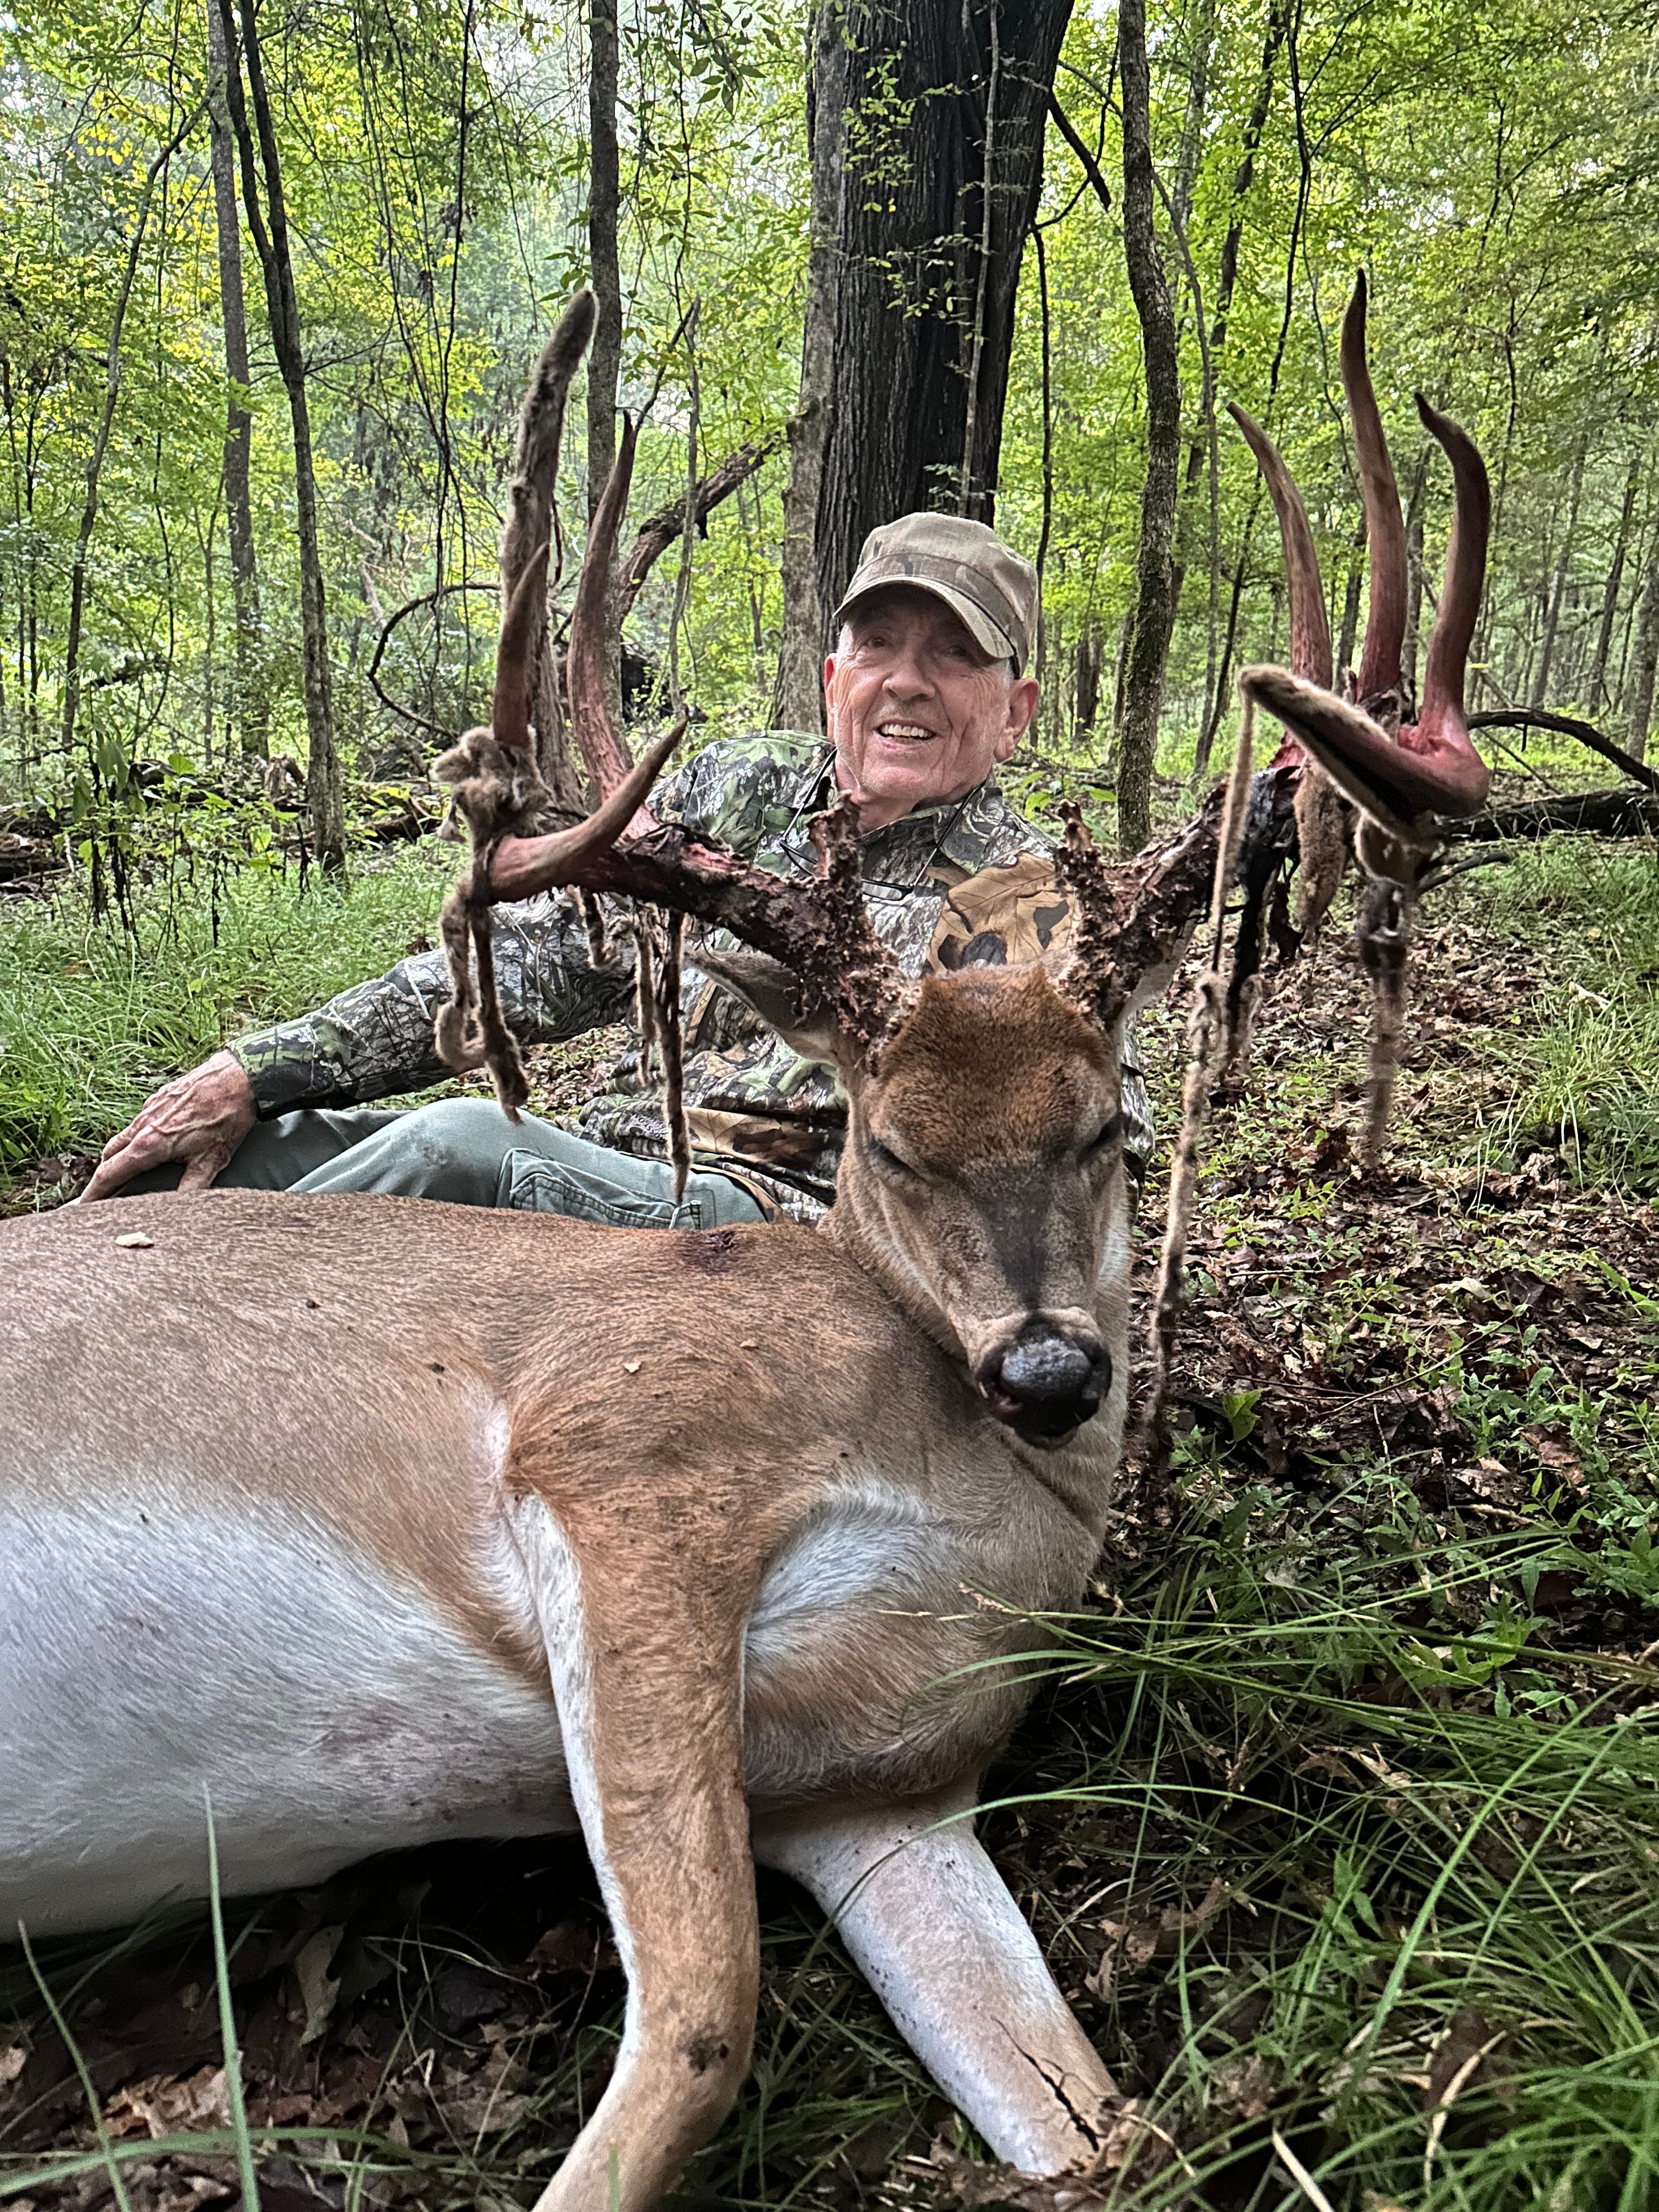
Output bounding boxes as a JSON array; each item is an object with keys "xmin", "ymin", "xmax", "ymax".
[{"xmin": 883, "ymin": 650, "xmax": 934, "ymax": 699}]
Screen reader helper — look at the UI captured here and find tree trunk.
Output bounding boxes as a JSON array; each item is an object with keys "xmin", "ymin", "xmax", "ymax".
[
  {"xmin": 222, "ymin": 0, "xmax": 344, "ymax": 872},
  {"xmin": 1335, "ymin": 512, "xmax": 1364, "ymax": 679},
  {"xmin": 1401, "ymin": 448, "xmax": 1428, "ymax": 699},
  {"xmin": 1589, "ymin": 449, "xmax": 1641, "ymax": 709},
  {"xmin": 583, "ymin": 0, "xmax": 624, "ymax": 732},
  {"xmin": 1532, "ymin": 437, "xmax": 1585, "ymax": 712},
  {"xmin": 207, "ymin": 0, "xmax": 265, "ymax": 758},
  {"xmin": 772, "ymin": 1, "xmax": 847, "ymax": 732},
  {"xmin": 1114, "ymin": 0, "xmax": 1181, "ymax": 853},
  {"xmin": 1627, "ymin": 543, "xmax": 1659, "ymax": 763},
  {"xmin": 811, "ymin": 0, "xmax": 1073, "ymax": 642},
  {"xmin": 61, "ymin": 110, "xmax": 196, "ymax": 774},
  {"xmin": 586, "ymin": 1, "xmax": 622, "ymax": 526},
  {"xmin": 1073, "ymin": 625, "xmax": 1103, "ymax": 743}
]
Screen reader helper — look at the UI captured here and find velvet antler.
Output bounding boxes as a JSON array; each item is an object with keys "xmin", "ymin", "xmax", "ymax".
[
  {"xmin": 1227, "ymin": 274, "xmax": 1494, "ymax": 1158},
  {"xmin": 1234, "ymin": 273, "xmax": 1493, "ymax": 874}
]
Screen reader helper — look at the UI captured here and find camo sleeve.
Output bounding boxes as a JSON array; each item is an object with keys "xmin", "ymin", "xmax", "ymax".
[{"xmin": 230, "ymin": 893, "xmax": 637, "ymax": 1117}]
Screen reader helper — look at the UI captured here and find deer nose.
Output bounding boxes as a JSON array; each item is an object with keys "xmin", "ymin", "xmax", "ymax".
[{"xmin": 976, "ymin": 1327, "xmax": 1111, "ymax": 1443}]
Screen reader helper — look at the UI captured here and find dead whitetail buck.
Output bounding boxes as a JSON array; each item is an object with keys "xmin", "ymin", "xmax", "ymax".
[{"xmin": 1, "ymin": 286, "xmax": 1492, "ymax": 2207}]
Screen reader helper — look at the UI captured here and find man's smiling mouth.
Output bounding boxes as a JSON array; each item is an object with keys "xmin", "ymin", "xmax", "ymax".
[{"xmin": 877, "ymin": 721, "xmax": 939, "ymax": 743}]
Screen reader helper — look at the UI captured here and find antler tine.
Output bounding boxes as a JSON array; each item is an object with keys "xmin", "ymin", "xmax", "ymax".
[
  {"xmin": 1341, "ymin": 272, "xmax": 1408, "ymax": 703},
  {"xmin": 490, "ymin": 543, "xmax": 550, "ymax": 753},
  {"xmin": 1226, "ymin": 403, "xmax": 1333, "ymax": 691},
  {"xmin": 568, "ymin": 414, "xmax": 649, "ymax": 823},
  {"xmin": 1409, "ymin": 393, "xmax": 1492, "ymax": 816}
]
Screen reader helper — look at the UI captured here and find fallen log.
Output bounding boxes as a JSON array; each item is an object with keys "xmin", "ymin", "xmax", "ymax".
[
  {"xmin": 1449, "ymin": 786, "xmax": 1659, "ymax": 842},
  {"xmin": 1467, "ymin": 708, "xmax": 1659, "ymax": 795}
]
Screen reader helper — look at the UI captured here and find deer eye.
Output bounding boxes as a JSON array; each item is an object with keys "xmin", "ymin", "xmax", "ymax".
[
  {"xmin": 866, "ymin": 1132, "xmax": 921, "ymax": 1180},
  {"xmin": 1084, "ymin": 1113, "xmax": 1125, "ymax": 1158}
]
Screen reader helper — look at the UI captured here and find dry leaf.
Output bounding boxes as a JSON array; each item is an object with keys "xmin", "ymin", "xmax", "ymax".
[
  {"xmin": 105, "ymin": 2064, "xmax": 230, "ymax": 2140},
  {"xmin": 0, "ymin": 2044, "xmax": 27, "ymax": 2087},
  {"xmin": 294, "ymin": 1923, "xmax": 344, "ymax": 2046},
  {"xmin": 115, "ymin": 1231, "xmax": 155, "ymax": 1249}
]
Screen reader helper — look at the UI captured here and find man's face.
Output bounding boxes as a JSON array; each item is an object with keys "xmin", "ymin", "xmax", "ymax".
[{"xmin": 824, "ymin": 586, "xmax": 1040, "ymax": 831}]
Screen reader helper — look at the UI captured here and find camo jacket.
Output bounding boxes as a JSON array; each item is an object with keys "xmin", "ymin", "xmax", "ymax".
[{"xmin": 232, "ymin": 732, "xmax": 1154, "ymax": 1222}]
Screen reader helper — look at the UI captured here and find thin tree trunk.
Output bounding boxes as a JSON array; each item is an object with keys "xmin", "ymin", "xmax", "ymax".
[
  {"xmin": 222, "ymin": 0, "xmax": 344, "ymax": 872},
  {"xmin": 585, "ymin": 0, "xmax": 623, "ymax": 727},
  {"xmin": 812, "ymin": 0, "xmax": 1073, "ymax": 636},
  {"xmin": 1180, "ymin": 0, "xmax": 1288, "ymax": 515},
  {"xmin": 61, "ymin": 106, "xmax": 199, "ymax": 771},
  {"xmin": 1335, "ymin": 512, "xmax": 1364, "ymax": 678},
  {"xmin": 1532, "ymin": 437, "xmax": 1586, "ymax": 712},
  {"xmin": 1170, "ymin": 0, "xmax": 1217, "ymax": 237},
  {"xmin": 207, "ymin": 0, "xmax": 265, "ymax": 758},
  {"xmin": 772, "ymin": 1, "xmax": 846, "ymax": 732},
  {"xmin": 1401, "ymin": 448, "xmax": 1428, "ymax": 699},
  {"xmin": 1590, "ymin": 449, "xmax": 1641, "ymax": 709},
  {"xmin": 1627, "ymin": 544, "xmax": 1659, "ymax": 763},
  {"xmin": 1114, "ymin": 0, "xmax": 1181, "ymax": 853},
  {"xmin": 1073, "ymin": 625, "xmax": 1103, "ymax": 743}
]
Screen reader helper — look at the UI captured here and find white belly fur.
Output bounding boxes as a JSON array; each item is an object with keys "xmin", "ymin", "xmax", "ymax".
[
  {"xmin": 2, "ymin": 1471, "xmax": 974, "ymax": 1939},
  {"xmin": 1, "ymin": 1499, "xmax": 576, "ymax": 1937}
]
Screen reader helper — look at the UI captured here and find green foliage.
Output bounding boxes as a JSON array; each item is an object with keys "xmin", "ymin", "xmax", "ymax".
[{"xmin": 0, "ymin": 844, "xmax": 452, "ymax": 1170}]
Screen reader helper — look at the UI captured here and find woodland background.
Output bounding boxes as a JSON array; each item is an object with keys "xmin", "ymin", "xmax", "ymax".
[{"xmin": 3, "ymin": 0, "xmax": 1659, "ymax": 867}]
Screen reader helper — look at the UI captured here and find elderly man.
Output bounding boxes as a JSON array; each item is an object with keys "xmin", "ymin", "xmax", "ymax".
[{"xmin": 87, "ymin": 515, "xmax": 1152, "ymax": 1222}]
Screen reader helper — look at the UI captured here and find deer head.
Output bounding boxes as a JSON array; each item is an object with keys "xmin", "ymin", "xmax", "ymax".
[
  {"xmin": 1229, "ymin": 273, "xmax": 1492, "ymax": 907},
  {"xmin": 493, "ymin": 747, "xmax": 1246, "ymax": 1446}
]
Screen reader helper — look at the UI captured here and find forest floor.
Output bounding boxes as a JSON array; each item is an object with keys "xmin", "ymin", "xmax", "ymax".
[{"xmin": 2, "ymin": 815, "xmax": 1657, "ymax": 2212}]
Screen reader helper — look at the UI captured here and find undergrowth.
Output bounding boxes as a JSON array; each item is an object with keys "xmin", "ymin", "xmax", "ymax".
[{"xmin": 0, "ymin": 848, "xmax": 453, "ymax": 1175}]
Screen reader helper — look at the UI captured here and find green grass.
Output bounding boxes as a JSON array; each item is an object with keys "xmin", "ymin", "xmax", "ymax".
[
  {"xmin": 1477, "ymin": 840, "xmax": 1659, "ymax": 1193},
  {"xmin": 0, "ymin": 846, "xmax": 455, "ymax": 1172}
]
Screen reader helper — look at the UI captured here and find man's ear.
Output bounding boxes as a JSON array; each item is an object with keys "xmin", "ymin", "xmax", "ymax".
[
  {"xmin": 690, "ymin": 942, "xmax": 849, "ymax": 1070},
  {"xmin": 997, "ymin": 674, "xmax": 1040, "ymax": 761}
]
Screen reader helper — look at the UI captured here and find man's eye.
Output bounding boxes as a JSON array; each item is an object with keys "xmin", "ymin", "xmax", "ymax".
[
  {"xmin": 867, "ymin": 1133, "xmax": 919, "ymax": 1177},
  {"xmin": 1084, "ymin": 1114, "xmax": 1124, "ymax": 1156}
]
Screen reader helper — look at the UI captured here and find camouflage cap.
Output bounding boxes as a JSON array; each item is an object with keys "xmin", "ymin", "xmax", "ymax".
[{"xmin": 834, "ymin": 514, "xmax": 1039, "ymax": 674}]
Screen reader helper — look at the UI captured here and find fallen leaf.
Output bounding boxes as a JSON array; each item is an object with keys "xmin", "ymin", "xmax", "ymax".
[
  {"xmin": 105, "ymin": 2064, "xmax": 229, "ymax": 2140},
  {"xmin": 294, "ymin": 1924, "xmax": 343, "ymax": 2046},
  {"xmin": 115, "ymin": 1231, "xmax": 155, "ymax": 1249},
  {"xmin": 0, "ymin": 2045, "xmax": 26, "ymax": 2087}
]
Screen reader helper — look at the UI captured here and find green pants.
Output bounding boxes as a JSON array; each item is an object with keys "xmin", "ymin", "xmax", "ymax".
[{"xmin": 126, "ymin": 1097, "xmax": 766, "ymax": 1231}]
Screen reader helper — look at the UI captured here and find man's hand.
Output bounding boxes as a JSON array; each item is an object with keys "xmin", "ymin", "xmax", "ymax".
[{"xmin": 81, "ymin": 1051, "xmax": 258, "ymax": 1201}]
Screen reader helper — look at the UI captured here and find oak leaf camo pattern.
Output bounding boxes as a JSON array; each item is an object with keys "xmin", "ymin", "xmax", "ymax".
[{"xmin": 232, "ymin": 735, "xmax": 1153, "ymax": 1221}]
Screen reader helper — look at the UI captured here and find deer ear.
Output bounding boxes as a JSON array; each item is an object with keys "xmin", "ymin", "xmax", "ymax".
[{"xmin": 690, "ymin": 943, "xmax": 850, "ymax": 1070}]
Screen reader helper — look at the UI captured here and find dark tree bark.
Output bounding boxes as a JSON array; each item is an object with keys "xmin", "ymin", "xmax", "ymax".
[
  {"xmin": 774, "ymin": 1, "xmax": 848, "ymax": 731},
  {"xmin": 1401, "ymin": 448, "xmax": 1428, "ymax": 697},
  {"xmin": 221, "ymin": 0, "xmax": 345, "ymax": 872},
  {"xmin": 206, "ymin": 0, "xmax": 265, "ymax": 758},
  {"xmin": 1590, "ymin": 449, "xmax": 1641, "ymax": 709},
  {"xmin": 1627, "ymin": 537, "xmax": 1659, "ymax": 763},
  {"xmin": 1073, "ymin": 626, "xmax": 1103, "ymax": 741},
  {"xmin": 1532, "ymin": 436, "xmax": 1585, "ymax": 712},
  {"xmin": 811, "ymin": 0, "xmax": 1074, "ymax": 641},
  {"xmin": 1334, "ymin": 512, "xmax": 1364, "ymax": 678},
  {"xmin": 61, "ymin": 108, "xmax": 198, "ymax": 779},
  {"xmin": 585, "ymin": 0, "xmax": 623, "ymax": 725},
  {"xmin": 1114, "ymin": 0, "xmax": 1181, "ymax": 853}
]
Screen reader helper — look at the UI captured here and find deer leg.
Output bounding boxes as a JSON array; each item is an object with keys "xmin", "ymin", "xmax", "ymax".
[
  {"xmin": 754, "ymin": 1783, "xmax": 1131, "ymax": 2177},
  {"xmin": 511, "ymin": 1497, "xmax": 758, "ymax": 2212}
]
